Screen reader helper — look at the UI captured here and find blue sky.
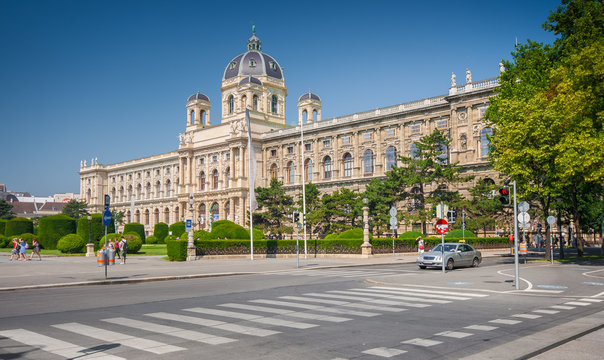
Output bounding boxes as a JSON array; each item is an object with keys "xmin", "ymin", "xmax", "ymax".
[{"xmin": 0, "ymin": 0, "xmax": 560, "ymax": 196}]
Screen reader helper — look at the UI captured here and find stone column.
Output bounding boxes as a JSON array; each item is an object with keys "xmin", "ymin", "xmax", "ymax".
[
  {"xmin": 187, "ymin": 193, "xmax": 196, "ymax": 261},
  {"xmin": 361, "ymin": 196, "xmax": 373, "ymax": 257}
]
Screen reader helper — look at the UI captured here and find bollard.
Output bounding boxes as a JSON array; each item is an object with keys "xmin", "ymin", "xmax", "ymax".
[
  {"xmin": 97, "ymin": 249, "xmax": 107, "ymax": 267},
  {"xmin": 107, "ymin": 248, "xmax": 115, "ymax": 266}
]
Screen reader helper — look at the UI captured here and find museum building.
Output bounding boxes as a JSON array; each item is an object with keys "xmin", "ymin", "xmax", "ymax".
[{"xmin": 79, "ymin": 31, "xmax": 499, "ymax": 235}]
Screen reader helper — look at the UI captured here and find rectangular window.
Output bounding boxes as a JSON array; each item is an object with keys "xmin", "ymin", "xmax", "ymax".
[
  {"xmin": 363, "ymin": 132, "xmax": 372, "ymax": 141},
  {"xmin": 323, "ymin": 139, "xmax": 331, "ymax": 148},
  {"xmin": 411, "ymin": 124, "xmax": 421, "ymax": 134},
  {"xmin": 436, "ymin": 119, "xmax": 447, "ymax": 129},
  {"xmin": 305, "ymin": 143, "xmax": 311, "ymax": 151},
  {"xmin": 270, "ymin": 149, "xmax": 277, "ymax": 157},
  {"xmin": 212, "ymin": 155, "xmax": 217, "ymax": 162},
  {"xmin": 386, "ymin": 128, "xmax": 395, "ymax": 137},
  {"xmin": 287, "ymin": 146, "xmax": 294, "ymax": 154},
  {"xmin": 342, "ymin": 136, "xmax": 350, "ymax": 144}
]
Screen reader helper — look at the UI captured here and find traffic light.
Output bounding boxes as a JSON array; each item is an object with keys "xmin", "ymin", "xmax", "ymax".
[
  {"xmin": 293, "ymin": 211, "xmax": 300, "ymax": 223},
  {"xmin": 432, "ymin": 206, "xmax": 437, "ymax": 217},
  {"xmin": 498, "ymin": 187, "xmax": 510, "ymax": 205}
]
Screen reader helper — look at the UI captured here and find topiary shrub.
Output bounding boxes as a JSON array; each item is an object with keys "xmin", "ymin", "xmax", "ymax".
[
  {"xmin": 399, "ymin": 230, "xmax": 425, "ymax": 239},
  {"xmin": 122, "ymin": 232, "xmax": 143, "ymax": 254},
  {"xmin": 445, "ymin": 229, "xmax": 476, "ymax": 239},
  {"xmin": 0, "ymin": 220, "xmax": 6, "ymax": 235},
  {"xmin": 38, "ymin": 214, "xmax": 76, "ymax": 250},
  {"xmin": 57, "ymin": 234, "xmax": 86, "ymax": 253},
  {"xmin": 124, "ymin": 222, "xmax": 146, "ymax": 243},
  {"xmin": 145, "ymin": 235, "xmax": 159, "ymax": 244},
  {"xmin": 164, "ymin": 234, "xmax": 179, "ymax": 242},
  {"xmin": 324, "ymin": 233, "xmax": 339, "ymax": 240},
  {"xmin": 77, "ymin": 214, "xmax": 115, "ymax": 246},
  {"xmin": 210, "ymin": 220, "xmax": 249, "ymax": 239},
  {"xmin": 0, "ymin": 234, "xmax": 9, "ymax": 248},
  {"xmin": 247, "ymin": 228, "xmax": 264, "ymax": 241},
  {"xmin": 98, "ymin": 233, "xmax": 121, "ymax": 249},
  {"xmin": 5, "ymin": 217, "xmax": 33, "ymax": 236},
  {"xmin": 339, "ymin": 228, "xmax": 364, "ymax": 239},
  {"xmin": 194, "ymin": 230, "xmax": 211, "ymax": 241},
  {"xmin": 169, "ymin": 221, "xmax": 185, "ymax": 237},
  {"xmin": 153, "ymin": 222, "xmax": 169, "ymax": 243},
  {"xmin": 166, "ymin": 239, "xmax": 188, "ymax": 261}
]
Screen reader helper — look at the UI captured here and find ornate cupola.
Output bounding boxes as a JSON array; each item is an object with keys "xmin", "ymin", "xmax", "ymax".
[
  {"xmin": 186, "ymin": 92, "xmax": 211, "ymax": 130},
  {"xmin": 247, "ymin": 25, "xmax": 261, "ymax": 51},
  {"xmin": 297, "ymin": 90, "xmax": 322, "ymax": 124}
]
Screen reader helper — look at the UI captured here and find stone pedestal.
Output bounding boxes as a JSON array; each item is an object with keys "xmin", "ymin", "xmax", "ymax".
[
  {"xmin": 85, "ymin": 243, "xmax": 95, "ymax": 257},
  {"xmin": 187, "ymin": 246, "xmax": 197, "ymax": 261},
  {"xmin": 361, "ymin": 243, "xmax": 373, "ymax": 258}
]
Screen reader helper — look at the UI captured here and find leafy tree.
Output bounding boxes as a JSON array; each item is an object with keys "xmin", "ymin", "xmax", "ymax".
[
  {"xmin": 253, "ymin": 178, "xmax": 293, "ymax": 237},
  {"xmin": 0, "ymin": 200, "xmax": 14, "ymax": 220},
  {"xmin": 320, "ymin": 188, "xmax": 361, "ymax": 234},
  {"xmin": 454, "ymin": 179, "xmax": 506, "ymax": 237},
  {"xmin": 365, "ymin": 176, "xmax": 401, "ymax": 236},
  {"xmin": 297, "ymin": 183, "xmax": 322, "ymax": 238},
  {"xmin": 62, "ymin": 200, "xmax": 89, "ymax": 220}
]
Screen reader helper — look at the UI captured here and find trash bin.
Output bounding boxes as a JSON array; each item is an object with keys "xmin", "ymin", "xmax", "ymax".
[
  {"xmin": 97, "ymin": 249, "xmax": 107, "ymax": 267},
  {"xmin": 107, "ymin": 248, "xmax": 115, "ymax": 266}
]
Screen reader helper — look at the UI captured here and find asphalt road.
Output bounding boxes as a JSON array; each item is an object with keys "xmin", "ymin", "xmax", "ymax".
[{"xmin": 1, "ymin": 258, "xmax": 603, "ymax": 359}]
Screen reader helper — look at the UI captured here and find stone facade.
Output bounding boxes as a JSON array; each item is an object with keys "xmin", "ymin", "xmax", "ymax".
[{"xmin": 80, "ymin": 32, "xmax": 499, "ymax": 235}]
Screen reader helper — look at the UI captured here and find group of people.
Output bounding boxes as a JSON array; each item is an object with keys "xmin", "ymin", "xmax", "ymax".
[
  {"xmin": 102, "ymin": 236, "xmax": 128, "ymax": 264},
  {"xmin": 9, "ymin": 237, "xmax": 41, "ymax": 261}
]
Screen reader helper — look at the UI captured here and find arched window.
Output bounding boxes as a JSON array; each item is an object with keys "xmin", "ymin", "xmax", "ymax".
[
  {"xmin": 323, "ymin": 156, "xmax": 332, "ymax": 179},
  {"xmin": 225, "ymin": 201, "xmax": 231, "ymax": 221},
  {"xmin": 313, "ymin": 109, "xmax": 318, "ymax": 122},
  {"xmin": 212, "ymin": 169, "xmax": 219, "ymax": 189},
  {"xmin": 228, "ymin": 95, "xmax": 234, "ymax": 114},
  {"xmin": 343, "ymin": 153, "xmax": 353, "ymax": 177},
  {"xmin": 225, "ymin": 167, "xmax": 231, "ymax": 188},
  {"xmin": 199, "ymin": 203, "xmax": 206, "ymax": 228},
  {"xmin": 210, "ymin": 202, "xmax": 219, "ymax": 222},
  {"xmin": 270, "ymin": 164, "xmax": 278, "ymax": 179},
  {"xmin": 201, "ymin": 110, "xmax": 206, "ymax": 125},
  {"xmin": 410, "ymin": 143, "xmax": 419, "ymax": 159},
  {"xmin": 253, "ymin": 95, "xmax": 258, "ymax": 111},
  {"xmin": 190, "ymin": 110, "xmax": 195, "ymax": 125},
  {"xmin": 144, "ymin": 209, "xmax": 150, "ymax": 225},
  {"xmin": 135, "ymin": 210, "xmax": 141, "ymax": 223},
  {"xmin": 126, "ymin": 210, "xmax": 131, "ymax": 224},
  {"xmin": 409, "ymin": 186, "xmax": 422, "ymax": 210},
  {"xmin": 119, "ymin": 186, "xmax": 124, "ymax": 202},
  {"xmin": 165, "ymin": 180, "xmax": 171, "ymax": 197},
  {"xmin": 385, "ymin": 146, "xmax": 397, "ymax": 170},
  {"xmin": 287, "ymin": 161, "xmax": 295, "ymax": 184},
  {"xmin": 136, "ymin": 184, "xmax": 142, "ymax": 200},
  {"xmin": 302, "ymin": 110, "xmax": 308, "ymax": 124},
  {"xmin": 155, "ymin": 181, "xmax": 161, "ymax": 198},
  {"xmin": 111, "ymin": 187, "xmax": 116, "ymax": 202},
  {"xmin": 145, "ymin": 182, "xmax": 151, "ymax": 199},
  {"xmin": 241, "ymin": 95, "xmax": 247, "ymax": 110},
  {"xmin": 271, "ymin": 95, "xmax": 278, "ymax": 114},
  {"xmin": 480, "ymin": 127, "xmax": 493, "ymax": 157},
  {"xmin": 200, "ymin": 171, "xmax": 205, "ymax": 191},
  {"xmin": 164, "ymin": 207, "xmax": 170, "ymax": 223},
  {"xmin": 154, "ymin": 208, "xmax": 160, "ymax": 224},
  {"xmin": 304, "ymin": 159, "xmax": 312, "ymax": 182},
  {"xmin": 363, "ymin": 150, "xmax": 374, "ymax": 174},
  {"xmin": 127, "ymin": 185, "xmax": 133, "ymax": 200}
]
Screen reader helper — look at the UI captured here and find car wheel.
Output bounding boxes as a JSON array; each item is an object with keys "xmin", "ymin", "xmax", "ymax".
[
  {"xmin": 472, "ymin": 257, "xmax": 479, "ymax": 267},
  {"xmin": 446, "ymin": 259, "xmax": 454, "ymax": 270},
  {"xmin": 419, "ymin": 265, "xmax": 426, "ymax": 269}
]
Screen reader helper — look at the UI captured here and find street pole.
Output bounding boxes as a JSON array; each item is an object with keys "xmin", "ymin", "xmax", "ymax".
[
  {"xmin": 296, "ymin": 219, "xmax": 300, "ymax": 268},
  {"xmin": 300, "ymin": 121, "xmax": 308, "ymax": 259},
  {"xmin": 513, "ymin": 180, "xmax": 519, "ymax": 290},
  {"xmin": 462, "ymin": 212, "xmax": 465, "ymax": 242},
  {"xmin": 104, "ymin": 223, "xmax": 108, "ymax": 280},
  {"xmin": 441, "ymin": 202, "xmax": 445, "ymax": 274}
]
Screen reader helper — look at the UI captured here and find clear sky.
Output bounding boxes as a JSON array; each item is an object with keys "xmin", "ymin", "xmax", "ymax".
[{"xmin": 0, "ymin": 0, "xmax": 560, "ymax": 197}]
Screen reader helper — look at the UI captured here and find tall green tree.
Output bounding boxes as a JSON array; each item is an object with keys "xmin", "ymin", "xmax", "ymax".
[
  {"xmin": 62, "ymin": 200, "xmax": 89, "ymax": 220},
  {"xmin": 297, "ymin": 183, "xmax": 322, "ymax": 238},
  {"xmin": 321, "ymin": 188, "xmax": 361, "ymax": 234},
  {"xmin": 454, "ymin": 179, "xmax": 506, "ymax": 237},
  {"xmin": 253, "ymin": 178, "xmax": 293, "ymax": 236},
  {"xmin": 0, "ymin": 200, "xmax": 15, "ymax": 220}
]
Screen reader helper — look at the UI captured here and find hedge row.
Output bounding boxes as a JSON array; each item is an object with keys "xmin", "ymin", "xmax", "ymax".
[
  {"xmin": 38, "ymin": 214, "xmax": 76, "ymax": 250},
  {"xmin": 4, "ymin": 217, "xmax": 33, "ymax": 236}
]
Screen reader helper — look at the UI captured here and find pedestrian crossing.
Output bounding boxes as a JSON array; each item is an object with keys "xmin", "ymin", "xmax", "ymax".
[
  {"xmin": 268, "ymin": 268, "xmax": 410, "ymax": 278},
  {"xmin": 0, "ymin": 285, "xmax": 491, "ymax": 359}
]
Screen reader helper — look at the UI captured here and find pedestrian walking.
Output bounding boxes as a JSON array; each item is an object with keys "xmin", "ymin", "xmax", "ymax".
[
  {"xmin": 119, "ymin": 236, "xmax": 128, "ymax": 264},
  {"xmin": 417, "ymin": 236, "xmax": 425, "ymax": 254},
  {"xmin": 9, "ymin": 238, "xmax": 19, "ymax": 261},
  {"xmin": 29, "ymin": 238, "xmax": 41, "ymax": 261},
  {"xmin": 113, "ymin": 239, "xmax": 120, "ymax": 259},
  {"xmin": 18, "ymin": 237, "xmax": 28, "ymax": 261}
]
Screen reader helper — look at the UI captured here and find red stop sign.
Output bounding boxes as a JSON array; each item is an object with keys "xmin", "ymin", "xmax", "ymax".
[{"xmin": 435, "ymin": 218, "xmax": 449, "ymax": 234}]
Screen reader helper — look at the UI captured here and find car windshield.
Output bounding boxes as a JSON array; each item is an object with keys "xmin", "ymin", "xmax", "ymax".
[{"xmin": 432, "ymin": 244, "xmax": 457, "ymax": 252}]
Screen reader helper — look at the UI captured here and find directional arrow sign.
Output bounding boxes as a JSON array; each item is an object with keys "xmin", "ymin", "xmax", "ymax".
[
  {"xmin": 102, "ymin": 210, "xmax": 112, "ymax": 226},
  {"xmin": 435, "ymin": 218, "xmax": 449, "ymax": 234}
]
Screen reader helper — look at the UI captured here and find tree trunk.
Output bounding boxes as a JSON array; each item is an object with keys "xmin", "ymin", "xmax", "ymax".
[
  {"xmin": 571, "ymin": 184, "xmax": 583, "ymax": 257},
  {"xmin": 601, "ymin": 187, "xmax": 604, "ymax": 256},
  {"xmin": 540, "ymin": 197, "xmax": 551, "ymax": 261}
]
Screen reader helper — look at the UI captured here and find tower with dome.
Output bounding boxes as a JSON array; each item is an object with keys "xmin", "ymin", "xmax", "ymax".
[{"xmin": 80, "ymin": 28, "xmax": 500, "ymax": 239}]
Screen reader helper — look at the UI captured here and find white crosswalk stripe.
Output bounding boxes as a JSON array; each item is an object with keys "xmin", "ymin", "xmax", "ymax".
[
  {"xmin": 51, "ymin": 322, "xmax": 184, "ymax": 354},
  {"xmin": 184, "ymin": 307, "xmax": 318, "ymax": 329},
  {"xmin": 550, "ymin": 305, "xmax": 575, "ymax": 310},
  {"xmin": 102, "ymin": 317, "xmax": 235, "ymax": 345},
  {"xmin": 371, "ymin": 286, "xmax": 489, "ymax": 298},
  {"xmin": 280, "ymin": 294, "xmax": 430, "ymax": 309},
  {"xmin": 308, "ymin": 291, "xmax": 451, "ymax": 305},
  {"xmin": 565, "ymin": 301, "xmax": 592, "ymax": 306},
  {"xmin": 464, "ymin": 325, "xmax": 498, "ymax": 331},
  {"xmin": 489, "ymin": 319, "xmax": 522, "ymax": 325},
  {"xmin": 0, "ymin": 328, "xmax": 125, "ymax": 360},
  {"xmin": 352, "ymin": 287, "xmax": 472, "ymax": 301},
  {"xmin": 328, "ymin": 289, "xmax": 451, "ymax": 304},
  {"xmin": 270, "ymin": 269, "xmax": 400, "ymax": 278},
  {"xmin": 401, "ymin": 338, "xmax": 442, "ymax": 347},
  {"xmin": 435, "ymin": 330, "xmax": 473, "ymax": 338},
  {"xmin": 219, "ymin": 302, "xmax": 351, "ymax": 322},
  {"xmin": 145, "ymin": 312, "xmax": 280, "ymax": 337},
  {"xmin": 580, "ymin": 298, "xmax": 603, "ymax": 302},
  {"xmin": 512, "ymin": 314, "xmax": 542, "ymax": 319},
  {"xmin": 362, "ymin": 347, "xmax": 407, "ymax": 357},
  {"xmin": 533, "ymin": 309, "xmax": 559, "ymax": 314},
  {"xmin": 250, "ymin": 299, "xmax": 382, "ymax": 316}
]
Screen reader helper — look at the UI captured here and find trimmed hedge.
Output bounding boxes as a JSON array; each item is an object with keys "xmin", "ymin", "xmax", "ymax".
[
  {"xmin": 194, "ymin": 230, "xmax": 211, "ymax": 241},
  {"xmin": 57, "ymin": 234, "xmax": 86, "ymax": 253},
  {"xmin": 0, "ymin": 220, "xmax": 7, "ymax": 235},
  {"xmin": 166, "ymin": 239, "xmax": 188, "ymax": 261},
  {"xmin": 98, "ymin": 233, "xmax": 122, "ymax": 248},
  {"xmin": 169, "ymin": 221, "xmax": 185, "ymax": 237},
  {"xmin": 122, "ymin": 232, "xmax": 143, "ymax": 254},
  {"xmin": 38, "ymin": 214, "xmax": 76, "ymax": 250},
  {"xmin": 339, "ymin": 228, "xmax": 363, "ymax": 239},
  {"xmin": 5, "ymin": 217, "xmax": 33, "ymax": 236},
  {"xmin": 210, "ymin": 220, "xmax": 249, "ymax": 239},
  {"xmin": 153, "ymin": 222, "xmax": 169, "ymax": 243},
  {"xmin": 0, "ymin": 234, "xmax": 8, "ymax": 248},
  {"xmin": 77, "ymin": 214, "xmax": 115, "ymax": 247},
  {"xmin": 145, "ymin": 235, "xmax": 159, "ymax": 244},
  {"xmin": 124, "ymin": 222, "xmax": 146, "ymax": 243},
  {"xmin": 399, "ymin": 230, "xmax": 424, "ymax": 239},
  {"xmin": 445, "ymin": 229, "xmax": 476, "ymax": 239}
]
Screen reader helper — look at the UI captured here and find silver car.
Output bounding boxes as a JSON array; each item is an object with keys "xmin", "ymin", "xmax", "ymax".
[{"xmin": 416, "ymin": 243, "xmax": 482, "ymax": 270}]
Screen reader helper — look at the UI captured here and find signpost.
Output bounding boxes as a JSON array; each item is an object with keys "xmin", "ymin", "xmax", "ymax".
[
  {"xmin": 547, "ymin": 215, "xmax": 556, "ymax": 264},
  {"xmin": 185, "ymin": 219, "xmax": 192, "ymax": 232},
  {"xmin": 102, "ymin": 195, "xmax": 111, "ymax": 280},
  {"xmin": 389, "ymin": 205, "xmax": 397, "ymax": 259},
  {"xmin": 435, "ymin": 204, "xmax": 449, "ymax": 273}
]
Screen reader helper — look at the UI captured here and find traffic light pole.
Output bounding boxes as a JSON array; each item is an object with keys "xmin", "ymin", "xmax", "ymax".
[
  {"xmin": 513, "ymin": 180, "xmax": 519, "ymax": 290},
  {"xmin": 441, "ymin": 202, "xmax": 445, "ymax": 274}
]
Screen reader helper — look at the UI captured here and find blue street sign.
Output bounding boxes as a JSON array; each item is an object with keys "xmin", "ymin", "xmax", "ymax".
[
  {"xmin": 102, "ymin": 210, "xmax": 112, "ymax": 226},
  {"xmin": 186, "ymin": 219, "xmax": 192, "ymax": 232}
]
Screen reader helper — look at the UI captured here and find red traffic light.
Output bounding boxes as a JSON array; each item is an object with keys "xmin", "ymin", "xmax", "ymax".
[{"xmin": 499, "ymin": 188, "xmax": 509, "ymax": 196}]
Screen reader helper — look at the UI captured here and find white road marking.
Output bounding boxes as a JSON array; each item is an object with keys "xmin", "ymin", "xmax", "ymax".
[
  {"xmin": 533, "ymin": 309, "xmax": 559, "ymax": 314},
  {"xmin": 401, "ymin": 338, "xmax": 442, "ymax": 347},
  {"xmin": 102, "ymin": 317, "xmax": 235, "ymax": 345},
  {"xmin": 354, "ymin": 288, "xmax": 471, "ymax": 300},
  {"xmin": 550, "ymin": 305, "xmax": 575, "ymax": 310},
  {"xmin": 464, "ymin": 325, "xmax": 498, "ymax": 331},
  {"xmin": 183, "ymin": 307, "xmax": 318, "ymax": 329},
  {"xmin": 579, "ymin": 298, "xmax": 603, "ymax": 303},
  {"xmin": 489, "ymin": 319, "xmax": 522, "ymax": 325},
  {"xmin": 435, "ymin": 331, "xmax": 473, "ymax": 338},
  {"xmin": 219, "ymin": 303, "xmax": 351, "ymax": 322},
  {"xmin": 250, "ymin": 299, "xmax": 382, "ymax": 316},
  {"xmin": 370, "ymin": 286, "xmax": 489, "ymax": 298},
  {"xmin": 310, "ymin": 291, "xmax": 451, "ymax": 304},
  {"xmin": 51, "ymin": 322, "xmax": 184, "ymax": 354},
  {"xmin": 564, "ymin": 301, "xmax": 592, "ymax": 306},
  {"xmin": 497, "ymin": 269, "xmax": 533, "ymax": 290},
  {"xmin": 0, "ymin": 328, "xmax": 125, "ymax": 360},
  {"xmin": 512, "ymin": 314, "xmax": 542, "ymax": 319},
  {"xmin": 145, "ymin": 312, "xmax": 279, "ymax": 337},
  {"xmin": 362, "ymin": 347, "xmax": 407, "ymax": 357}
]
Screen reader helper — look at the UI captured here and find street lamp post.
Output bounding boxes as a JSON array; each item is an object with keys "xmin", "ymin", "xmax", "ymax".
[
  {"xmin": 361, "ymin": 196, "xmax": 373, "ymax": 257},
  {"xmin": 187, "ymin": 193, "xmax": 196, "ymax": 261},
  {"xmin": 85, "ymin": 215, "xmax": 94, "ymax": 257}
]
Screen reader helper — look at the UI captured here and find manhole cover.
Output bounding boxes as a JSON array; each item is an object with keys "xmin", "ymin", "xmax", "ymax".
[{"xmin": 537, "ymin": 285, "xmax": 568, "ymax": 290}]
